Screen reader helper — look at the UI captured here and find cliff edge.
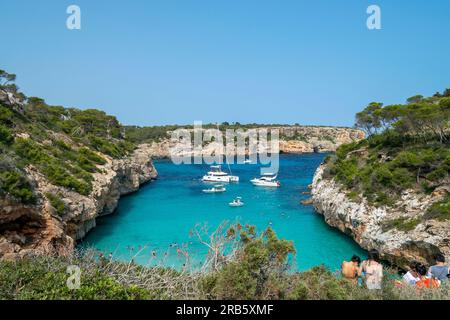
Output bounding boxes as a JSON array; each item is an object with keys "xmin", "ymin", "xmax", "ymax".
[
  {"xmin": 311, "ymin": 164, "xmax": 449, "ymax": 269},
  {"xmin": 0, "ymin": 144, "xmax": 157, "ymax": 261}
]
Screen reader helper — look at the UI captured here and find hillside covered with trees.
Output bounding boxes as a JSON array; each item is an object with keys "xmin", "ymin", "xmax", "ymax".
[
  {"xmin": 323, "ymin": 90, "xmax": 450, "ymax": 228},
  {"xmin": 0, "ymin": 69, "xmax": 137, "ymax": 205}
]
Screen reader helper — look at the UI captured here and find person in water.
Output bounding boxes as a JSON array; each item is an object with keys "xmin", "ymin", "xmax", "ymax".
[
  {"xmin": 428, "ymin": 254, "xmax": 449, "ymax": 282},
  {"xmin": 416, "ymin": 264, "xmax": 440, "ymax": 289},
  {"xmin": 341, "ymin": 255, "xmax": 361, "ymax": 285},
  {"xmin": 360, "ymin": 249, "xmax": 383, "ymax": 290},
  {"xmin": 403, "ymin": 261, "xmax": 421, "ymax": 285}
]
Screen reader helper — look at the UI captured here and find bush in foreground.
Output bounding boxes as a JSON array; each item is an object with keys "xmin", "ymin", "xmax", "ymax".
[{"xmin": 1, "ymin": 224, "xmax": 449, "ymax": 300}]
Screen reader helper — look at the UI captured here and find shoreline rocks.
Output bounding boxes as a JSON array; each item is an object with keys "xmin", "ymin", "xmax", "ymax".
[
  {"xmin": 311, "ymin": 164, "xmax": 450, "ymax": 269},
  {"xmin": 146, "ymin": 126, "xmax": 364, "ymax": 159}
]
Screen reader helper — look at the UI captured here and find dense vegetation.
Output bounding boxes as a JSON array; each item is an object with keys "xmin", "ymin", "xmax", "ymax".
[
  {"xmin": 0, "ymin": 70, "xmax": 135, "ymax": 204},
  {"xmin": 125, "ymin": 122, "xmax": 351, "ymax": 144},
  {"xmin": 1, "ymin": 223, "xmax": 448, "ymax": 300},
  {"xmin": 324, "ymin": 90, "xmax": 450, "ymax": 225}
]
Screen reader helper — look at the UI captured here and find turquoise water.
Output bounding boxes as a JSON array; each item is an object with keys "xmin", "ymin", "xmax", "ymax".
[{"xmin": 81, "ymin": 154, "xmax": 366, "ymax": 271}]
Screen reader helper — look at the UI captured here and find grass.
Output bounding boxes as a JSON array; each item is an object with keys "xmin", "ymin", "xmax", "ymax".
[
  {"xmin": 1, "ymin": 252, "xmax": 450, "ymax": 300},
  {"xmin": 347, "ymin": 191, "xmax": 360, "ymax": 202},
  {"xmin": 424, "ymin": 197, "xmax": 450, "ymax": 221},
  {"xmin": 45, "ymin": 192, "xmax": 66, "ymax": 216},
  {"xmin": 382, "ymin": 217, "xmax": 421, "ymax": 232}
]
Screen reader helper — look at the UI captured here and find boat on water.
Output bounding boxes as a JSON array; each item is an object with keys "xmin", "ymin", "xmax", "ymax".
[
  {"xmin": 202, "ymin": 165, "xmax": 239, "ymax": 183},
  {"xmin": 250, "ymin": 173, "xmax": 280, "ymax": 188},
  {"xmin": 202, "ymin": 184, "xmax": 226, "ymax": 193},
  {"xmin": 243, "ymin": 159, "xmax": 252, "ymax": 164},
  {"xmin": 229, "ymin": 197, "xmax": 244, "ymax": 207}
]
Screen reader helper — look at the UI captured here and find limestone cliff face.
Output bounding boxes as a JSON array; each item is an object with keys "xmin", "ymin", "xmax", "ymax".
[
  {"xmin": 311, "ymin": 165, "xmax": 450, "ymax": 269},
  {"xmin": 0, "ymin": 144, "xmax": 157, "ymax": 261},
  {"xmin": 146, "ymin": 126, "xmax": 364, "ymax": 158}
]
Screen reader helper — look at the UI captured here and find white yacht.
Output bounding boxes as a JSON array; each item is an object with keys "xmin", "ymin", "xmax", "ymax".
[
  {"xmin": 250, "ymin": 173, "xmax": 280, "ymax": 188},
  {"xmin": 202, "ymin": 184, "xmax": 226, "ymax": 193},
  {"xmin": 202, "ymin": 165, "xmax": 239, "ymax": 183},
  {"xmin": 229, "ymin": 197, "xmax": 244, "ymax": 207}
]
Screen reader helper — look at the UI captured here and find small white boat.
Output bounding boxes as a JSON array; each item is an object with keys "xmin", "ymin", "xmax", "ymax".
[
  {"xmin": 229, "ymin": 197, "xmax": 244, "ymax": 207},
  {"xmin": 202, "ymin": 184, "xmax": 226, "ymax": 193},
  {"xmin": 250, "ymin": 173, "xmax": 280, "ymax": 188},
  {"xmin": 243, "ymin": 159, "xmax": 252, "ymax": 164},
  {"xmin": 202, "ymin": 165, "xmax": 239, "ymax": 183}
]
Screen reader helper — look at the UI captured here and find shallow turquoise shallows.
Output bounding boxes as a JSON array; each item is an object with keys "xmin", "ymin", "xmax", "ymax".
[{"xmin": 81, "ymin": 154, "xmax": 366, "ymax": 271}]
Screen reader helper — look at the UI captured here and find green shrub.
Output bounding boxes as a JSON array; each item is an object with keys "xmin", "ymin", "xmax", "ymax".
[
  {"xmin": 200, "ymin": 225, "xmax": 295, "ymax": 300},
  {"xmin": 0, "ymin": 258, "xmax": 149, "ymax": 300},
  {"xmin": 382, "ymin": 217, "xmax": 421, "ymax": 232},
  {"xmin": 347, "ymin": 191, "xmax": 360, "ymax": 201},
  {"xmin": 0, "ymin": 105, "xmax": 14, "ymax": 124},
  {"xmin": 53, "ymin": 139, "xmax": 71, "ymax": 151},
  {"xmin": 0, "ymin": 124, "xmax": 13, "ymax": 145},
  {"xmin": 79, "ymin": 147, "xmax": 107, "ymax": 165},
  {"xmin": 2, "ymin": 233, "xmax": 450, "ymax": 300},
  {"xmin": 373, "ymin": 192, "xmax": 396, "ymax": 207},
  {"xmin": 391, "ymin": 168, "xmax": 413, "ymax": 189},
  {"xmin": 12, "ymin": 138, "xmax": 93, "ymax": 195},
  {"xmin": 327, "ymin": 134, "xmax": 449, "ymax": 208},
  {"xmin": 0, "ymin": 170, "xmax": 35, "ymax": 203},
  {"xmin": 88, "ymin": 135, "xmax": 129, "ymax": 158},
  {"xmin": 76, "ymin": 155, "xmax": 98, "ymax": 173},
  {"xmin": 334, "ymin": 158, "xmax": 359, "ymax": 188},
  {"xmin": 14, "ymin": 138, "xmax": 50, "ymax": 164},
  {"xmin": 42, "ymin": 162, "xmax": 91, "ymax": 196},
  {"xmin": 424, "ymin": 197, "xmax": 450, "ymax": 221},
  {"xmin": 45, "ymin": 192, "xmax": 66, "ymax": 215},
  {"xmin": 286, "ymin": 266, "xmax": 355, "ymax": 300}
]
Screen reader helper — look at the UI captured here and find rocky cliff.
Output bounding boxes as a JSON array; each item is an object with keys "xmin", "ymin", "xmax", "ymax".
[
  {"xmin": 311, "ymin": 164, "xmax": 450, "ymax": 269},
  {"xmin": 0, "ymin": 144, "xmax": 157, "ymax": 261},
  {"xmin": 146, "ymin": 126, "xmax": 364, "ymax": 158}
]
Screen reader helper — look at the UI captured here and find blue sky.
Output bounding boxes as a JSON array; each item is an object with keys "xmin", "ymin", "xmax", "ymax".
[{"xmin": 1, "ymin": 0, "xmax": 450, "ymax": 126}]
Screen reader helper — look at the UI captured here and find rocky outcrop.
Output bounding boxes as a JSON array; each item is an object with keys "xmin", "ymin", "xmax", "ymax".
[
  {"xmin": 0, "ymin": 144, "xmax": 157, "ymax": 261},
  {"xmin": 146, "ymin": 126, "xmax": 364, "ymax": 159},
  {"xmin": 0, "ymin": 88, "xmax": 25, "ymax": 114},
  {"xmin": 311, "ymin": 164, "xmax": 450, "ymax": 269}
]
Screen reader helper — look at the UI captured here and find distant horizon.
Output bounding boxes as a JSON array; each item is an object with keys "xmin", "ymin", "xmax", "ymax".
[
  {"xmin": 122, "ymin": 121, "xmax": 357, "ymax": 129},
  {"xmin": 2, "ymin": 1, "xmax": 450, "ymax": 126}
]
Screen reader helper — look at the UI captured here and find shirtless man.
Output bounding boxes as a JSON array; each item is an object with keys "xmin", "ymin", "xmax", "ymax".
[{"xmin": 342, "ymin": 255, "xmax": 361, "ymax": 285}]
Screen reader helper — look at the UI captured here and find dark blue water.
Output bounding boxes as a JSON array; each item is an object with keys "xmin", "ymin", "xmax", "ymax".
[{"xmin": 82, "ymin": 154, "xmax": 366, "ymax": 271}]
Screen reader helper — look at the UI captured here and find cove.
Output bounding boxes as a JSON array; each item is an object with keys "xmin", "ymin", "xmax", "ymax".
[{"xmin": 81, "ymin": 153, "xmax": 366, "ymax": 271}]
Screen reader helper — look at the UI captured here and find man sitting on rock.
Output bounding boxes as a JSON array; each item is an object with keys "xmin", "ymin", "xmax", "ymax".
[
  {"xmin": 428, "ymin": 254, "xmax": 449, "ymax": 283},
  {"xmin": 341, "ymin": 255, "xmax": 361, "ymax": 285}
]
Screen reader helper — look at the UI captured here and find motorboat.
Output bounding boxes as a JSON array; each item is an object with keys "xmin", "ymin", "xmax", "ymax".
[
  {"xmin": 243, "ymin": 159, "xmax": 252, "ymax": 164},
  {"xmin": 250, "ymin": 173, "xmax": 280, "ymax": 188},
  {"xmin": 202, "ymin": 184, "xmax": 226, "ymax": 193},
  {"xmin": 229, "ymin": 197, "xmax": 244, "ymax": 207},
  {"xmin": 202, "ymin": 165, "xmax": 239, "ymax": 183}
]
